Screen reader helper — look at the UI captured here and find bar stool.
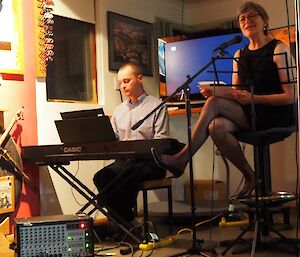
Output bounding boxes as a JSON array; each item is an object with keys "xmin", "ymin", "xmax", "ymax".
[
  {"xmin": 221, "ymin": 125, "xmax": 298, "ymax": 255},
  {"xmin": 135, "ymin": 177, "xmax": 173, "ymax": 238}
]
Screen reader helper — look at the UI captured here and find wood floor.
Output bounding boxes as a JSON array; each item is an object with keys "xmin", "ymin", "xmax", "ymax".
[
  {"xmin": 0, "ymin": 233, "xmax": 13, "ymax": 257},
  {"xmin": 96, "ymin": 207, "xmax": 300, "ymax": 257},
  {"xmin": 2, "ymin": 207, "xmax": 299, "ymax": 257},
  {"xmin": 95, "ymin": 224, "xmax": 299, "ymax": 257}
]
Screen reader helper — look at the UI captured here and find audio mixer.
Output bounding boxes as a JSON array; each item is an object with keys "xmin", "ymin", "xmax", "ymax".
[{"xmin": 14, "ymin": 214, "xmax": 93, "ymax": 257}]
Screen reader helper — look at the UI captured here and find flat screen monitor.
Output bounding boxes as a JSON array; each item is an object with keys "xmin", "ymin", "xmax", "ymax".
[{"xmin": 163, "ymin": 32, "xmax": 249, "ymax": 100}]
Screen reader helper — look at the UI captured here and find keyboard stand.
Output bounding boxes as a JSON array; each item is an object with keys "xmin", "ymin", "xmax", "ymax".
[{"xmin": 48, "ymin": 162, "xmax": 143, "ymax": 243}]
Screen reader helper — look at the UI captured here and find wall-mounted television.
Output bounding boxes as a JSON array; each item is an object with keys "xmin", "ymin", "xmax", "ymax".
[{"xmin": 161, "ymin": 32, "xmax": 249, "ymax": 101}]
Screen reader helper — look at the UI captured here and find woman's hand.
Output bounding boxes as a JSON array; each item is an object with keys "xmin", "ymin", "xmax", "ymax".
[{"xmin": 231, "ymin": 90, "xmax": 252, "ymax": 105}]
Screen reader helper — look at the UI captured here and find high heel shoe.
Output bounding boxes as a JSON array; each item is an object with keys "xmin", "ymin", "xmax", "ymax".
[
  {"xmin": 236, "ymin": 184, "xmax": 255, "ymax": 199},
  {"xmin": 151, "ymin": 148, "xmax": 184, "ymax": 178},
  {"xmin": 236, "ymin": 175, "xmax": 255, "ymax": 199}
]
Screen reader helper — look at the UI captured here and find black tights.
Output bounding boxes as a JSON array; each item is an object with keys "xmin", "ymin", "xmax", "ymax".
[{"xmin": 162, "ymin": 96, "xmax": 253, "ymax": 179}]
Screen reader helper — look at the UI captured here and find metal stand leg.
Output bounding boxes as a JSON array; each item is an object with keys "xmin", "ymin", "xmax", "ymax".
[
  {"xmin": 221, "ymin": 145, "xmax": 299, "ymax": 255},
  {"xmin": 49, "ymin": 164, "xmax": 143, "ymax": 244}
]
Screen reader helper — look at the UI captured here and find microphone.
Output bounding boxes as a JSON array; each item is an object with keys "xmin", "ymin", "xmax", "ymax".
[{"xmin": 213, "ymin": 35, "xmax": 242, "ymax": 52}]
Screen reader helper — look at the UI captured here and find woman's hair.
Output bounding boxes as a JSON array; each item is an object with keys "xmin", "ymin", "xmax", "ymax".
[{"xmin": 236, "ymin": 1, "xmax": 269, "ymax": 22}]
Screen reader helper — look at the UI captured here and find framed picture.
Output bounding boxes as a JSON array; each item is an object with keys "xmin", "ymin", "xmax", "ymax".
[{"xmin": 107, "ymin": 11, "xmax": 153, "ymax": 76}]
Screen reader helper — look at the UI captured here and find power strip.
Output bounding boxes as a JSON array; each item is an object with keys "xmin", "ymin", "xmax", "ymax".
[
  {"xmin": 139, "ymin": 238, "xmax": 174, "ymax": 251},
  {"xmin": 219, "ymin": 217, "xmax": 249, "ymax": 227}
]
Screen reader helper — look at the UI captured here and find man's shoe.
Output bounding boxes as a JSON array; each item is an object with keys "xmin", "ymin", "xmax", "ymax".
[
  {"xmin": 94, "ymin": 221, "xmax": 120, "ymax": 241},
  {"xmin": 95, "ymin": 219, "xmax": 144, "ymax": 243}
]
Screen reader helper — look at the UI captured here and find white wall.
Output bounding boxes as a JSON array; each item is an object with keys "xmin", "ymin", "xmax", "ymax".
[
  {"xmin": 184, "ymin": 0, "xmax": 295, "ymax": 29},
  {"xmin": 52, "ymin": 0, "xmax": 95, "ymax": 23}
]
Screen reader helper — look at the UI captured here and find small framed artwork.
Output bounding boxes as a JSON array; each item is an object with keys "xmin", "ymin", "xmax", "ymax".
[{"xmin": 107, "ymin": 11, "xmax": 153, "ymax": 76}]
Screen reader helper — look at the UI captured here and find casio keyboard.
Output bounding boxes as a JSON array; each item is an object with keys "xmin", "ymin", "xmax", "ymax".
[
  {"xmin": 22, "ymin": 138, "xmax": 180, "ymax": 244},
  {"xmin": 22, "ymin": 138, "xmax": 179, "ymax": 164}
]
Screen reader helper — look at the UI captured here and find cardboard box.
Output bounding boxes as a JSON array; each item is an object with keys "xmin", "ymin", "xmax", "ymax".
[{"xmin": 184, "ymin": 180, "xmax": 226, "ymax": 203}]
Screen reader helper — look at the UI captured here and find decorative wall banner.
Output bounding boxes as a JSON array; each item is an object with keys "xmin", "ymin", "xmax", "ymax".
[{"xmin": 34, "ymin": 0, "xmax": 55, "ymax": 78}]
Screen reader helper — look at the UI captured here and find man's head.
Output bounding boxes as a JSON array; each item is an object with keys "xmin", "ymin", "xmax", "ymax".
[{"xmin": 117, "ymin": 62, "xmax": 144, "ymax": 101}]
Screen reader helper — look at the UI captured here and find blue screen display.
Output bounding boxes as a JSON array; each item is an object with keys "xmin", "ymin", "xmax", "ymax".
[{"xmin": 164, "ymin": 33, "xmax": 249, "ymax": 96}]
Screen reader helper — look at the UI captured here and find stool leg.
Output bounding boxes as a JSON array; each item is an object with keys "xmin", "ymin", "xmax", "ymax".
[
  {"xmin": 143, "ymin": 189, "xmax": 149, "ymax": 240},
  {"xmin": 133, "ymin": 200, "xmax": 138, "ymax": 217},
  {"xmin": 167, "ymin": 185, "xmax": 173, "ymax": 234},
  {"xmin": 283, "ymin": 207, "xmax": 290, "ymax": 225}
]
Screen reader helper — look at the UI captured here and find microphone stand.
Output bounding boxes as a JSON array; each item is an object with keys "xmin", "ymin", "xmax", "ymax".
[
  {"xmin": 132, "ymin": 52, "xmax": 226, "ymax": 257},
  {"xmin": 132, "ymin": 52, "xmax": 224, "ymax": 131}
]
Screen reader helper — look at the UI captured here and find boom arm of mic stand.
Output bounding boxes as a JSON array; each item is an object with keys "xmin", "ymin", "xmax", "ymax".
[
  {"xmin": 131, "ymin": 80, "xmax": 189, "ymax": 130},
  {"xmin": 131, "ymin": 55, "xmax": 222, "ymax": 131}
]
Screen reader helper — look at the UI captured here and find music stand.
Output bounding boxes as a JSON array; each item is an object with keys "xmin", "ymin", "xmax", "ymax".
[
  {"xmin": 132, "ymin": 51, "xmax": 231, "ymax": 257},
  {"xmin": 55, "ymin": 115, "xmax": 117, "ymax": 144}
]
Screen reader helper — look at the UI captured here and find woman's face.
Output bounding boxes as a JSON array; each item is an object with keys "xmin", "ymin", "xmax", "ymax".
[{"xmin": 238, "ymin": 9, "xmax": 267, "ymax": 39}]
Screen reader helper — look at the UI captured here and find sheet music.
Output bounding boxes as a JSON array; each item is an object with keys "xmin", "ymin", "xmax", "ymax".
[{"xmin": 198, "ymin": 81, "xmax": 234, "ymax": 99}]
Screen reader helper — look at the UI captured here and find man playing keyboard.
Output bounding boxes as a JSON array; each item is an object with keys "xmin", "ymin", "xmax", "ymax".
[{"xmin": 93, "ymin": 62, "xmax": 169, "ymax": 240}]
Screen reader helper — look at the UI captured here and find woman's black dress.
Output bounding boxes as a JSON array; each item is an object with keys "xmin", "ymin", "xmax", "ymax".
[{"xmin": 238, "ymin": 39, "xmax": 294, "ymax": 130}]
